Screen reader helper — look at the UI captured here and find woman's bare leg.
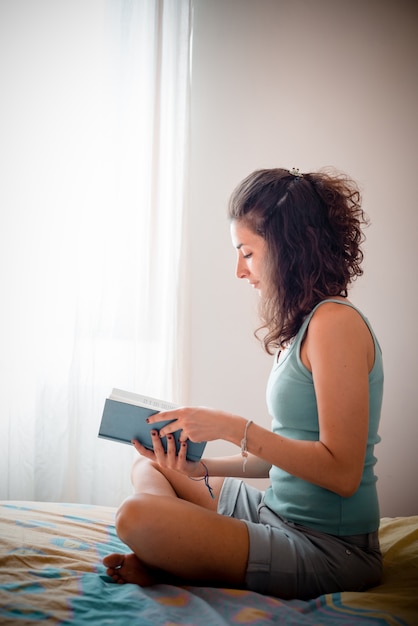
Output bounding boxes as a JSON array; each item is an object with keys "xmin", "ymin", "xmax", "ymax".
[
  {"xmin": 105, "ymin": 492, "xmax": 249, "ymax": 587},
  {"xmin": 129, "ymin": 455, "xmax": 224, "ymax": 510},
  {"xmin": 103, "ymin": 456, "xmax": 247, "ymax": 586}
]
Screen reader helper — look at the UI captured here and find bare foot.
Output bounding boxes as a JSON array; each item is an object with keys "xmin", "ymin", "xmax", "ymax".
[{"xmin": 103, "ymin": 552, "xmax": 158, "ymax": 586}]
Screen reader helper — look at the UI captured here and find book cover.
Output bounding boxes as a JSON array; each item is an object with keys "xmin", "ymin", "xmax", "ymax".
[{"xmin": 98, "ymin": 389, "xmax": 206, "ymax": 463}]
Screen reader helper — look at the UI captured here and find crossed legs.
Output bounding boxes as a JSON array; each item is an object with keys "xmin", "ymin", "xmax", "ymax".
[{"xmin": 103, "ymin": 457, "xmax": 249, "ymax": 588}]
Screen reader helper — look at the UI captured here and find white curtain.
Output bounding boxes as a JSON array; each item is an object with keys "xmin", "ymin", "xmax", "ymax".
[{"xmin": 0, "ymin": 0, "xmax": 192, "ymax": 506}]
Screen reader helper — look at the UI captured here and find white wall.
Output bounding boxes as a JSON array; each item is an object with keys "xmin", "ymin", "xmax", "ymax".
[{"xmin": 188, "ymin": 0, "xmax": 418, "ymax": 516}]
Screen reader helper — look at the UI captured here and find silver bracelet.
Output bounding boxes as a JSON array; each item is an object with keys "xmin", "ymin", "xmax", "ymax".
[{"xmin": 241, "ymin": 419, "xmax": 253, "ymax": 472}]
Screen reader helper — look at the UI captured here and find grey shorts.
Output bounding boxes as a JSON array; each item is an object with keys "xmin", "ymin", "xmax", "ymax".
[{"xmin": 218, "ymin": 477, "xmax": 382, "ymax": 600}]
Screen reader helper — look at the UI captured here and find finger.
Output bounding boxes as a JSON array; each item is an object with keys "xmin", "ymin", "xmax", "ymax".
[
  {"xmin": 179, "ymin": 430, "xmax": 189, "ymax": 443},
  {"xmin": 154, "ymin": 422, "xmax": 180, "ymax": 439},
  {"xmin": 178, "ymin": 440, "xmax": 188, "ymax": 462},
  {"xmin": 150, "ymin": 430, "xmax": 166, "ymax": 456},
  {"xmin": 165, "ymin": 433, "xmax": 178, "ymax": 460},
  {"xmin": 131, "ymin": 439, "xmax": 155, "ymax": 460},
  {"xmin": 151, "ymin": 430, "xmax": 177, "ymax": 468},
  {"xmin": 147, "ymin": 407, "xmax": 182, "ymax": 425}
]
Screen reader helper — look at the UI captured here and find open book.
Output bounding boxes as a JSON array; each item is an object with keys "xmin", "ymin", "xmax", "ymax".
[{"xmin": 98, "ymin": 388, "xmax": 207, "ymax": 462}]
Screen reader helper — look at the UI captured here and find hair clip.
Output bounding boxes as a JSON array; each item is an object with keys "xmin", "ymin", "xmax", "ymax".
[{"xmin": 289, "ymin": 168, "xmax": 303, "ymax": 178}]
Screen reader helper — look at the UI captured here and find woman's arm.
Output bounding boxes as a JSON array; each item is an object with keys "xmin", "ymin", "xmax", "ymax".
[
  {"xmin": 212, "ymin": 304, "xmax": 373, "ymax": 497},
  {"xmin": 202, "ymin": 453, "xmax": 271, "ymax": 479},
  {"xmin": 148, "ymin": 304, "xmax": 373, "ymax": 497}
]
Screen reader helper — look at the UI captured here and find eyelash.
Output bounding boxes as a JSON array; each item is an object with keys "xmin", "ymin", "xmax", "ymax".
[{"xmin": 243, "ymin": 253, "xmax": 252, "ymax": 259}]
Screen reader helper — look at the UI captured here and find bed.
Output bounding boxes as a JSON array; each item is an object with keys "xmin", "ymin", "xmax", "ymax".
[{"xmin": 0, "ymin": 501, "xmax": 417, "ymax": 625}]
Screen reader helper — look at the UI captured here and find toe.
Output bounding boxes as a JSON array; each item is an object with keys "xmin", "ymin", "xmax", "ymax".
[{"xmin": 103, "ymin": 553, "xmax": 125, "ymax": 569}]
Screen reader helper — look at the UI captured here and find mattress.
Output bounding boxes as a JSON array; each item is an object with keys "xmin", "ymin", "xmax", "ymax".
[{"xmin": 0, "ymin": 500, "xmax": 417, "ymax": 625}]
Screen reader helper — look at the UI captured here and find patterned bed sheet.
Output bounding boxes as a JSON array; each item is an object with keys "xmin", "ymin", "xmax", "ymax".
[{"xmin": 0, "ymin": 501, "xmax": 417, "ymax": 625}]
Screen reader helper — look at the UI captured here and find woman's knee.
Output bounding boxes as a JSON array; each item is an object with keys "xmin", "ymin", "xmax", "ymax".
[
  {"xmin": 130, "ymin": 455, "xmax": 156, "ymax": 484},
  {"xmin": 115, "ymin": 494, "xmax": 155, "ymax": 542}
]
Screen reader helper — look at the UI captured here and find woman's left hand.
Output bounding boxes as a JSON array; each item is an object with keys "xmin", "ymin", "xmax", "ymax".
[{"xmin": 131, "ymin": 434, "xmax": 203, "ymax": 476}]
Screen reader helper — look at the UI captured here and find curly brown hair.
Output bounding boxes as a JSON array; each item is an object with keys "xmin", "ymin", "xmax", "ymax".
[{"xmin": 228, "ymin": 168, "xmax": 369, "ymax": 354}]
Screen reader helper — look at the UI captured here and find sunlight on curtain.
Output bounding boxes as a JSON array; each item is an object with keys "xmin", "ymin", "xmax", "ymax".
[{"xmin": 0, "ymin": 0, "xmax": 192, "ymax": 506}]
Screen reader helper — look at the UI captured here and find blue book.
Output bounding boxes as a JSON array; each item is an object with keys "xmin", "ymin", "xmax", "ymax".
[{"xmin": 98, "ymin": 388, "xmax": 206, "ymax": 463}]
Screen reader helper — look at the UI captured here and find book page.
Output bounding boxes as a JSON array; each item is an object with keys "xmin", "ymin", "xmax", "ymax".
[{"xmin": 109, "ymin": 388, "xmax": 178, "ymax": 412}]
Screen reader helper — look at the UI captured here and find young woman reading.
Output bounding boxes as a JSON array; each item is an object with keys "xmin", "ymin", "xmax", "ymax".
[{"xmin": 103, "ymin": 167, "xmax": 383, "ymax": 600}]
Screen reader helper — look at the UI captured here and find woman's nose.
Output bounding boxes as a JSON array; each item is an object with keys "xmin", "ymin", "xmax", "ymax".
[{"xmin": 235, "ymin": 256, "xmax": 248, "ymax": 279}]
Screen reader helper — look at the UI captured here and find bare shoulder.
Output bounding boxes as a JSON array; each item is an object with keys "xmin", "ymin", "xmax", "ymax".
[
  {"xmin": 304, "ymin": 299, "xmax": 374, "ymax": 370},
  {"xmin": 309, "ymin": 299, "xmax": 366, "ymax": 332}
]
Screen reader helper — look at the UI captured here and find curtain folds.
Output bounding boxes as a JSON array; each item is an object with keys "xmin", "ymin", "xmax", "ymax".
[{"xmin": 0, "ymin": 0, "xmax": 192, "ymax": 506}]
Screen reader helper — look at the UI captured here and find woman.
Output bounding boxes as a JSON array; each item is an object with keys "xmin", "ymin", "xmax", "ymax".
[{"xmin": 103, "ymin": 167, "xmax": 383, "ymax": 600}]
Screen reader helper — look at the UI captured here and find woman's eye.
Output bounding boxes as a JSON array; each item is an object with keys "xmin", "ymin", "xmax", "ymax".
[{"xmin": 243, "ymin": 252, "xmax": 252, "ymax": 259}]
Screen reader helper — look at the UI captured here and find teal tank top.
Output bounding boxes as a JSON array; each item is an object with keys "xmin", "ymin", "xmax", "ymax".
[{"xmin": 263, "ymin": 299, "xmax": 383, "ymax": 535}]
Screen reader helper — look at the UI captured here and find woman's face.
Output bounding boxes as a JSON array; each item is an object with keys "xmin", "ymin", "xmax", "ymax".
[{"xmin": 230, "ymin": 220, "xmax": 267, "ymax": 294}]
